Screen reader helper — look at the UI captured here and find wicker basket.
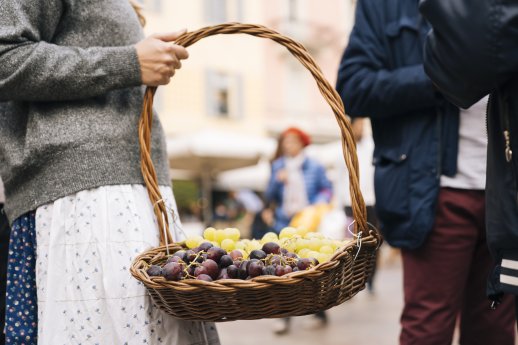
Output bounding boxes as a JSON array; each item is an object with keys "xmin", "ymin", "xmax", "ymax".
[{"xmin": 130, "ymin": 23, "xmax": 382, "ymax": 322}]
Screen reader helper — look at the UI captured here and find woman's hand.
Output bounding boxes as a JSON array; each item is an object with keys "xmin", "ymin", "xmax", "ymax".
[
  {"xmin": 276, "ymin": 169, "xmax": 288, "ymax": 183},
  {"xmin": 135, "ymin": 30, "xmax": 189, "ymax": 86}
]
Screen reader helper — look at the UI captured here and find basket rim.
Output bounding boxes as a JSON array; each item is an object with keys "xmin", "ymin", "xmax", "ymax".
[{"xmin": 130, "ymin": 230, "xmax": 379, "ymax": 292}]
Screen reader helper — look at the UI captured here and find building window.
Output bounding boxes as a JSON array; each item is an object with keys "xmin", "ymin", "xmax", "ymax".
[
  {"xmin": 288, "ymin": 0, "xmax": 297, "ymax": 22},
  {"xmin": 204, "ymin": 0, "xmax": 228, "ymax": 23},
  {"xmin": 204, "ymin": 0, "xmax": 244, "ymax": 23},
  {"xmin": 206, "ymin": 70, "xmax": 243, "ymax": 119}
]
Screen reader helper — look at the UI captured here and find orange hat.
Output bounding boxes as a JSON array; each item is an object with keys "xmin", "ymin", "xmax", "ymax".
[{"xmin": 281, "ymin": 127, "xmax": 311, "ymax": 147}]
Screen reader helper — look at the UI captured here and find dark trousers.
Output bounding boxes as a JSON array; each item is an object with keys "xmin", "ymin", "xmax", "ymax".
[
  {"xmin": 0, "ymin": 205, "xmax": 10, "ymax": 345},
  {"xmin": 400, "ymin": 188, "xmax": 515, "ymax": 345}
]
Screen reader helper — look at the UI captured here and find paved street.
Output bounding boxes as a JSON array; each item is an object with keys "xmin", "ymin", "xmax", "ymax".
[{"xmin": 217, "ymin": 247, "xmax": 405, "ymax": 345}]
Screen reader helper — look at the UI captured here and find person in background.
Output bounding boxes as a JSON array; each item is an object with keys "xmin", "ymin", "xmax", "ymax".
[
  {"xmin": 0, "ymin": 1, "xmax": 219, "ymax": 344},
  {"xmin": 264, "ymin": 127, "xmax": 333, "ymax": 335},
  {"xmin": 335, "ymin": 117, "xmax": 379, "ymax": 293},
  {"xmin": 0, "ymin": 178, "xmax": 8, "ymax": 345},
  {"xmin": 420, "ymin": 0, "xmax": 518, "ymax": 325},
  {"xmin": 335, "ymin": 0, "xmax": 515, "ymax": 343}
]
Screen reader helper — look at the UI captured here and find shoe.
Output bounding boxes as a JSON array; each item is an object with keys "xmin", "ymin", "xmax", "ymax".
[
  {"xmin": 273, "ymin": 318, "xmax": 290, "ymax": 335},
  {"xmin": 304, "ymin": 313, "xmax": 328, "ymax": 330}
]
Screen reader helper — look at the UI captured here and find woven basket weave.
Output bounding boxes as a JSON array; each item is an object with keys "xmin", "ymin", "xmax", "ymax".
[{"xmin": 130, "ymin": 23, "xmax": 382, "ymax": 322}]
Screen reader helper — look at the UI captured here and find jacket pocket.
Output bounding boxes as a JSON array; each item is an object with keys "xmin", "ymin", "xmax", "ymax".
[
  {"xmin": 385, "ymin": 17, "xmax": 419, "ymax": 37},
  {"xmin": 384, "ymin": 16, "xmax": 423, "ymax": 66},
  {"xmin": 374, "ymin": 149, "xmax": 410, "ymax": 222}
]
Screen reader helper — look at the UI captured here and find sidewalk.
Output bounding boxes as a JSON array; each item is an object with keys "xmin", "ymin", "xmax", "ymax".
[{"xmin": 217, "ymin": 248, "xmax": 403, "ymax": 345}]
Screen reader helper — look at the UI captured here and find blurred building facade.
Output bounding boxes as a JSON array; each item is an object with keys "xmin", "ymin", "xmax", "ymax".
[{"xmin": 141, "ymin": 0, "xmax": 356, "ymax": 143}]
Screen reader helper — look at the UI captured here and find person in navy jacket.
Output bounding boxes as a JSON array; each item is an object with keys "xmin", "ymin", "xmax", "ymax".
[
  {"xmin": 336, "ymin": 0, "xmax": 515, "ymax": 343},
  {"xmin": 420, "ymin": 0, "xmax": 518, "ymax": 325}
]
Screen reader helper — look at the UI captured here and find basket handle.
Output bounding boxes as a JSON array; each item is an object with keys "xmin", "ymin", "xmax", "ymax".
[{"xmin": 139, "ymin": 23, "xmax": 371, "ymax": 245}]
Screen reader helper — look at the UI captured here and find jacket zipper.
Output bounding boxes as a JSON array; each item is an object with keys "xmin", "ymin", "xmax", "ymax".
[
  {"xmin": 436, "ymin": 111, "xmax": 442, "ymax": 179},
  {"xmin": 498, "ymin": 89, "xmax": 518, "ymax": 205}
]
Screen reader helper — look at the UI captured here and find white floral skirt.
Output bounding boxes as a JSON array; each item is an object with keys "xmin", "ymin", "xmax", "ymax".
[{"xmin": 34, "ymin": 184, "xmax": 220, "ymax": 345}]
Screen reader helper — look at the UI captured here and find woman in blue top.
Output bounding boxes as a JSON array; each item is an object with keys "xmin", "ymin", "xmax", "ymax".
[
  {"xmin": 264, "ymin": 127, "xmax": 332, "ymax": 334},
  {"xmin": 265, "ymin": 127, "xmax": 333, "ymax": 233}
]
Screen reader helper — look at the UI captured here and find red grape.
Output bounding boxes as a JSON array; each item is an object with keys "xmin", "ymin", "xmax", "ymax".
[
  {"xmin": 196, "ymin": 274, "xmax": 213, "ymax": 282},
  {"xmin": 207, "ymin": 247, "xmax": 227, "ymax": 263},
  {"xmin": 202, "ymin": 259, "xmax": 220, "ymax": 280},
  {"xmin": 262, "ymin": 242, "xmax": 281, "ymax": 255},
  {"xmin": 219, "ymin": 255, "xmax": 233, "ymax": 268},
  {"xmin": 248, "ymin": 260, "xmax": 264, "ymax": 277},
  {"xmin": 249, "ymin": 249, "xmax": 267, "ymax": 260},
  {"xmin": 227, "ymin": 265, "xmax": 239, "ymax": 278},
  {"xmin": 146, "ymin": 265, "xmax": 162, "ymax": 277},
  {"xmin": 194, "ymin": 266, "xmax": 208, "ymax": 277},
  {"xmin": 229, "ymin": 250, "xmax": 244, "ymax": 261},
  {"xmin": 163, "ymin": 262, "xmax": 184, "ymax": 281}
]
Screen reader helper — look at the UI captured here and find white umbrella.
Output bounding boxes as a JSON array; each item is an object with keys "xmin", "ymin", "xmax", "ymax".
[{"xmin": 166, "ymin": 129, "xmax": 276, "ymax": 223}]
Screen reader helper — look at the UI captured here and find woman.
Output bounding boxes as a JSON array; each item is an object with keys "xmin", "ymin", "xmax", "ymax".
[
  {"xmin": 264, "ymin": 127, "xmax": 332, "ymax": 334},
  {"xmin": 0, "ymin": 1, "xmax": 219, "ymax": 344},
  {"xmin": 265, "ymin": 127, "xmax": 333, "ymax": 233}
]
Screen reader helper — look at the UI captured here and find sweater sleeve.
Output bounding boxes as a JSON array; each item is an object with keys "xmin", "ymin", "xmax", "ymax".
[
  {"xmin": 420, "ymin": 0, "xmax": 518, "ymax": 108},
  {"xmin": 0, "ymin": 1, "xmax": 142, "ymax": 102},
  {"xmin": 336, "ymin": 0, "xmax": 437, "ymax": 118}
]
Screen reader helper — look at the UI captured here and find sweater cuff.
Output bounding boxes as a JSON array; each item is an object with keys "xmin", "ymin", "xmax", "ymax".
[{"xmin": 102, "ymin": 45, "xmax": 142, "ymax": 89}]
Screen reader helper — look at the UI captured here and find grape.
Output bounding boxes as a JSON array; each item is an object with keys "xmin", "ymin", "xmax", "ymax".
[
  {"xmin": 262, "ymin": 265, "xmax": 276, "ymax": 276},
  {"xmin": 202, "ymin": 259, "xmax": 220, "ymax": 280},
  {"xmin": 220, "ymin": 238, "xmax": 236, "ymax": 252},
  {"xmin": 269, "ymin": 255, "xmax": 282, "ymax": 266},
  {"xmin": 261, "ymin": 232, "xmax": 278, "ymax": 243},
  {"xmin": 262, "ymin": 242, "xmax": 281, "ymax": 255},
  {"xmin": 198, "ymin": 241, "xmax": 214, "ymax": 252},
  {"xmin": 196, "ymin": 274, "xmax": 213, "ymax": 282},
  {"xmin": 286, "ymin": 252, "xmax": 298, "ymax": 258},
  {"xmin": 275, "ymin": 265, "xmax": 285, "ymax": 276},
  {"xmin": 283, "ymin": 265, "xmax": 293, "ymax": 274},
  {"xmin": 194, "ymin": 266, "xmax": 209, "ymax": 277},
  {"xmin": 238, "ymin": 260, "xmax": 250, "ymax": 279},
  {"xmin": 280, "ymin": 248, "xmax": 289, "ymax": 255},
  {"xmin": 233, "ymin": 260, "xmax": 243, "ymax": 268},
  {"xmin": 207, "ymin": 247, "xmax": 227, "ymax": 263},
  {"xmin": 146, "ymin": 265, "xmax": 162, "ymax": 277},
  {"xmin": 219, "ymin": 255, "xmax": 233, "ymax": 268},
  {"xmin": 227, "ymin": 265, "xmax": 239, "ymax": 279},
  {"xmin": 172, "ymin": 250, "xmax": 187, "ymax": 261},
  {"xmin": 279, "ymin": 227, "xmax": 297, "ymax": 239},
  {"xmin": 249, "ymin": 249, "xmax": 267, "ymax": 261},
  {"xmin": 248, "ymin": 260, "xmax": 264, "ymax": 277},
  {"xmin": 185, "ymin": 250, "xmax": 197, "ymax": 263},
  {"xmin": 217, "ymin": 268, "xmax": 229, "ymax": 280},
  {"xmin": 187, "ymin": 265, "xmax": 196, "ymax": 277},
  {"xmin": 215, "ymin": 230, "xmax": 226, "ymax": 243},
  {"xmin": 297, "ymin": 258, "xmax": 312, "ymax": 271},
  {"xmin": 292, "ymin": 267, "xmax": 299, "ymax": 272},
  {"xmin": 166, "ymin": 256, "xmax": 183, "ymax": 264},
  {"xmin": 203, "ymin": 227, "xmax": 217, "ymax": 241},
  {"xmin": 163, "ymin": 262, "xmax": 184, "ymax": 281},
  {"xmin": 229, "ymin": 250, "xmax": 244, "ymax": 261},
  {"xmin": 185, "ymin": 235, "xmax": 203, "ymax": 249},
  {"xmin": 224, "ymin": 227, "xmax": 240, "ymax": 241}
]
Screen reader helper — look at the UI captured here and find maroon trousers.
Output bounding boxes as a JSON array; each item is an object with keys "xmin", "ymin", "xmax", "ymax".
[{"xmin": 400, "ymin": 188, "xmax": 515, "ymax": 345}]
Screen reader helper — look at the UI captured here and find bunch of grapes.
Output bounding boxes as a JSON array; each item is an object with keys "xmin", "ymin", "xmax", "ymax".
[{"xmin": 146, "ymin": 227, "xmax": 347, "ymax": 282}]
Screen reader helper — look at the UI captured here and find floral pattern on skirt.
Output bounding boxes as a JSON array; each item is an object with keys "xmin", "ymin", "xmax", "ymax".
[{"xmin": 5, "ymin": 212, "xmax": 37, "ymax": 344}]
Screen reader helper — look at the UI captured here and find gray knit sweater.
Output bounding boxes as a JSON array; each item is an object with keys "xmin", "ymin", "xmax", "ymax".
[{"xmin": 0, "ymin": 1, "xmax": 170, "ymax": 222}]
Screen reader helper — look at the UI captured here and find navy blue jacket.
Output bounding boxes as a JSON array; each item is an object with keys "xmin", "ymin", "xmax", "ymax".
[
  {"xmin": 421, "ymin": 0, "xmax": 518, "ymax": 299},
  {"xmin": 336, "ymin": 0, "xmax": 459, "ymax": 249}
]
